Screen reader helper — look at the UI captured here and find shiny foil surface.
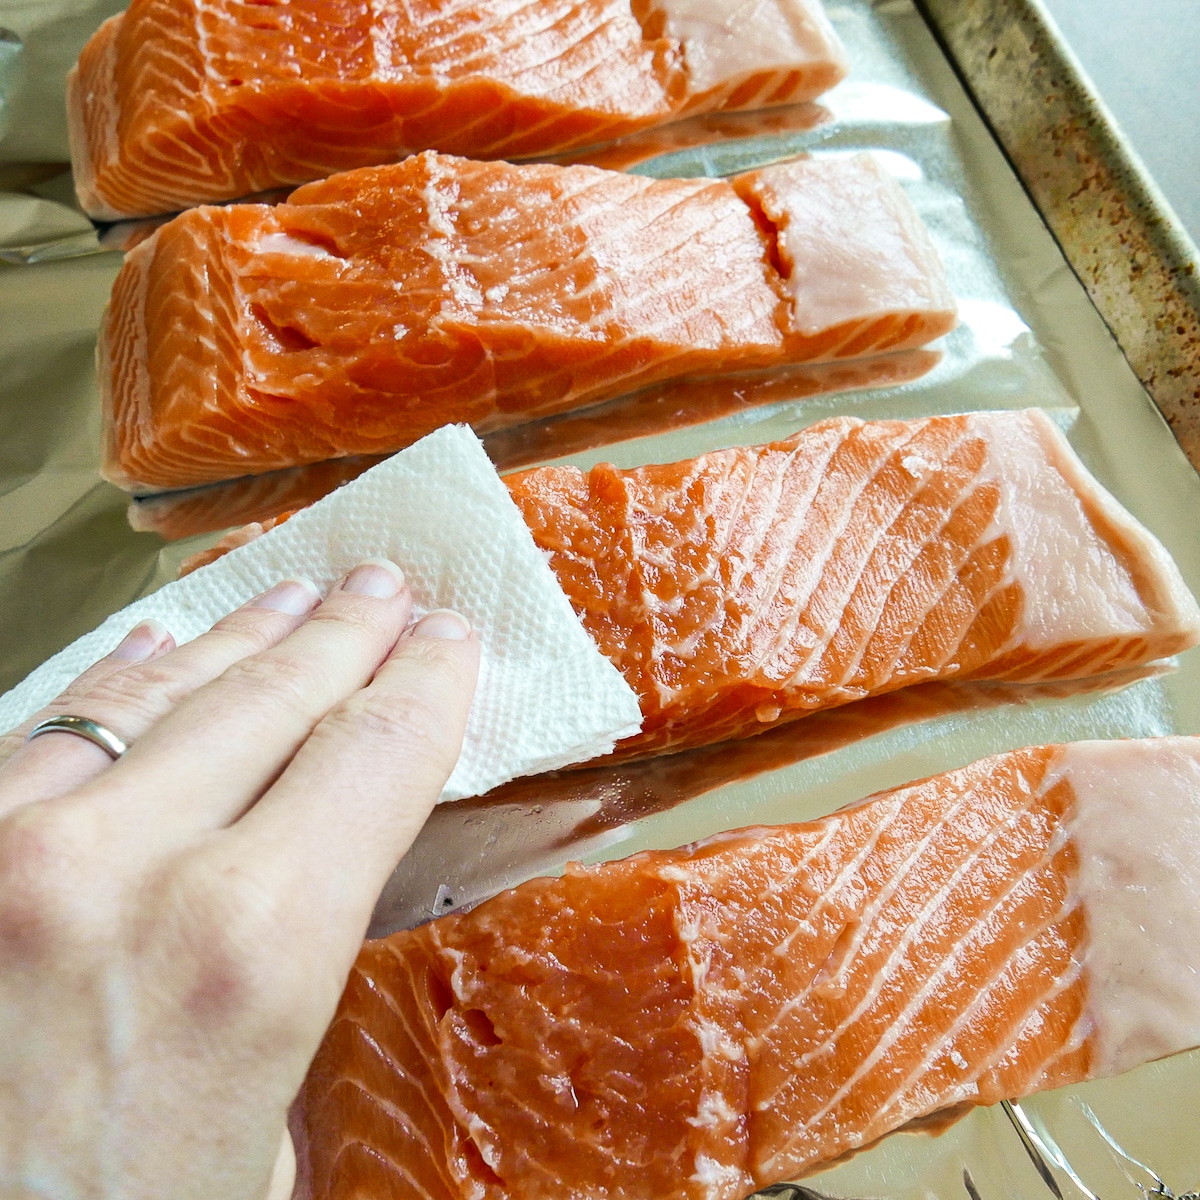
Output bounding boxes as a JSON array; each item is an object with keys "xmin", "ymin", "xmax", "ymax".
[{"xmin": 2, "ymin": 0, "xmax": 1200, "ymax": 1195}]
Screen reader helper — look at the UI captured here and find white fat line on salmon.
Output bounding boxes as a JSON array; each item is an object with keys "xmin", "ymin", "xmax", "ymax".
[
  {"xmin": 759, "ymin": 869, "xmax": 1071, "ymax": 1171},
  {"xmin": 353, "ymin": 1009, "xmax": 472, "ymax": 1180},
  {"xmin": 736, "ymin": 435, "xmax": 845, "ymax": 670},
  {"xmin": 753, "ymin": 769, "xmax": 1002, "ymax": 1070},
  {"xmin": 791, "ymin": 424, "xmax": 977, "ymax": 687},
  {"xmin": 872, "ymin": 879, "xmax": 1086, "ymax": 1127},
  {"xmin": 800, "ymin": 766, "xmax": 999, "ymax": 1007},
  {"xmin": 255, "ymin": 232, "xmax": 336, "ymax": 259},
  {"xmin": 854, "ymin": 444, "xmax": 1001, "ymax": 685},
  {"xmin": 770, "ymin": 814, "xmax": 1070, "ymax": 1148},
  {"xmin": 742, "ymin": 796, "xmax": 911, "ymax": 1045},
  {"xmin": 337, "ymin": 1027, "xmax": 451, "ymax": 1162},
  {"xmin": 964, "ymin": 946, "xmax": 1089, "ymax": 1094},
  {"xmin": 366, "ymin": 0, "xmax": 395, "ymax": 80},
  {"xmin": 420, "ymin": 161, "xmax": 486, "ymax": 311},
  {"xmin": 770, "ymin": 423, "xmax": 926, "ymax": 684},
  {"xmin": 757, "ymin": 820, "xmax": 842, "ymax": 903},
  {"xmin": 715, "ymin": 429, "xmax": 849, "ymax": 686},
  {"xmin": 827, "ymin": 428, "xmax": 984, "ymax": 688},
  {"xmin": 689, "ymin": 1152, "xmax": 748, "ymax": 1191}
]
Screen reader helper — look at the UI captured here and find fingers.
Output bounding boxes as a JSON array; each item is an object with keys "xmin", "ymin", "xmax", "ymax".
[
  {"xmin": 81, "ymin": 561, "xmax": 416, "ymax": 846},
  {"xmin": 225, "ymin": 609, "xmax": 479, "ymax": 962},
  {"xmin": 0, "ymin": 620, "xmax": 176, "ymax": 763},
  {"xmin": 264, "ymin": 1130, "xmax": 296, "ymax": 1200},
  {"xmin": 0, "ymin": 579, "xmax": 320, "ymax": 817}
]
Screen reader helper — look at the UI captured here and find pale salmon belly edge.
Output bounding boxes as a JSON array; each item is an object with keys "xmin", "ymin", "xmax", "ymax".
[
  {"xmin": 299, "ymin": 736, "xmax": 1200, "ymax": 1200},
  {"xmin": 100, "ymin": 152, "xmax": 955, "ymax": 494},
  {"xmin": 68, "ymin": 0, "xmax": 848, "ymax": 220}
]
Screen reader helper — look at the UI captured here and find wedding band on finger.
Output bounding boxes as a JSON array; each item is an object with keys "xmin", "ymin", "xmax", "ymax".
[{"xmin": 25, "ymin": 715, "xmax": 130, "ymax": 760}]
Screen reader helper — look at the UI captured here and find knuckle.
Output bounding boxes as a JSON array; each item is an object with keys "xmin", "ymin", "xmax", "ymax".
[
  {"xmin": 81, "ymin": 659, "xmax": 197, "ymax": 729},
  {"xmin": 398, "ymin": 632, "xmax": 480, "ymax": 693},
  {"xmin": 217, "ymin": 651, "xmax": 318, "ymax": 716},
  {"xmin": 164, "ymin": 855, "xmax": 306, "ymax": 1038},
  {"xmin": 209, "ymin": 610, "xmax": 295, "ymax": 650},
  {"xmin": 310, "ymin": 592, "xmax": 399, "ymax": 637},
  {"xmin": 328, "ymin": 685, "xmax": 458, "ymax": 775},
  {"xmin": 0, "ymin": 807, "xmax": 105, "ymax": 963}
]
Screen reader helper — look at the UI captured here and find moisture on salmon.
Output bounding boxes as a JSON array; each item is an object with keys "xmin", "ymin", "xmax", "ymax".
[
  {"xmin": 301, "ymin": 737, "xmax": 1200, "ymax": 1199},
  {"xmin": 67, "ymin": 0, "xmax": 847, "ymax": 219},
  {"xmin": 101, "ymin": 151, "xmax": 955, "ymax": 493},
  {"xmin": 508, "ymin": 409, "xmax": 1200, "ymax": 759},
  {"xmin": 177, "ymin": 411, "xmax": 1200, "ymax": 763}
]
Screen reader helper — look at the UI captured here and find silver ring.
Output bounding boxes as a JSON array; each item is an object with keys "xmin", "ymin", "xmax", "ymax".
[{"xmin": 26, "ymin": 715, "xmax": 129, "ymax": 760}]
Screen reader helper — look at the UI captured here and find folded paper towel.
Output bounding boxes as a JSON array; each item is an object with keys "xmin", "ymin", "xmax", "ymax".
[{"xmin": 0, "ymin": 426, "xmax": 643, "ymax": 800}]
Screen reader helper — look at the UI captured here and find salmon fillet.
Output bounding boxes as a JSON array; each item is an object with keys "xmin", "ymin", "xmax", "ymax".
[
  {"xmin": 508, "ymin": 409, "xmax": 1200, "ymax": 758},
  {"xmin": 67, "ymin": 0, "xmax": 847, "ymax": 220},
  {"xmin": 100, "ymin": 152, "xmax": 956, "ymax": 493},
  {"xmin": 301, "ymin": 736, "xmax": 1200, "ymax": 1198},
  {"xmin": 144, "ymin": 352, "xmax": 937, "ymax": 543},
  {"xmin": 176, "ymin": 410, "xmax": 1200, "ymax": 762}
]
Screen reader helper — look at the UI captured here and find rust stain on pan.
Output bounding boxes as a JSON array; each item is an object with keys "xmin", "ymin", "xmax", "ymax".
[{"xmin": 917, "ymin": 0, "xmax": 1200, "ymax": 473}]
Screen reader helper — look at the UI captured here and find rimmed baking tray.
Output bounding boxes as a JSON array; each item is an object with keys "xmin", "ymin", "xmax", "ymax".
[{"xmin": 1, "ymin": 0, "xmax": 1199, "ymax": 1195}]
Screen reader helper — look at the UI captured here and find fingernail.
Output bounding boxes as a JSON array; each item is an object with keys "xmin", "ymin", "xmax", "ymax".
[
  {"xmin": 339, "ymin": 559, "xmax": 405, "ymax": 599},
  {"xmin": 112, "ymin": 619, "xmax": 173, "ymax": 662},
  {"xmin": 253, "ymin": 578, "xmax": 321, "ymax": 616},
  {"xmin": 412, "ymin": 609, "xmax": 471, "ymax": 641}
]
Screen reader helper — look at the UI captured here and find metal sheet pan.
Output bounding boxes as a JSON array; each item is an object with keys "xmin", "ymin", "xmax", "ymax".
[{"xmin": 2, "ymin": 0, "xmax": 1200, "ymax": 1195}]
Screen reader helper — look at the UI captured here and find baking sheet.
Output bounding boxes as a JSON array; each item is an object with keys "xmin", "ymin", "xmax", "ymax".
[{"xmin": 3, "ymin": 0, "xmax": 1200, "ymax": 1194}]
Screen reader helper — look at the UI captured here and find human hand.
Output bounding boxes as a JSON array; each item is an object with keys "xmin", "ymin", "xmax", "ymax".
[{"xmin": 0, "ymin": 561, "xmax": 480, "ymax": 1200}]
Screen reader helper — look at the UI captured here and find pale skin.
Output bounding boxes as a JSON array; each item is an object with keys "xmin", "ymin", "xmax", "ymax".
[{"xmin": 0, "ymin": 559, "xmax": 481, "ymax": 1200}]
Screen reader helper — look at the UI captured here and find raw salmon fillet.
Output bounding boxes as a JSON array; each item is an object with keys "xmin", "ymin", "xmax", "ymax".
[
  {"xmin": 177, "ymin": 410, "xmax": 1200, "ymax": 760},
  {"xmin": 508, "ymin": 409, "xmax": 1200, "ymax": 759},
  {"xmin": 100, "ymin": 152, "xmax": 956, "ymax": 493},
  {"xmin": 147, "ymin": 352, "xmax": 937, "ymax": 544},
  {"xmin": 67, "ymin": 0, "xmax": 847, "ymax": 219},
  {"xmin": 301, "ymin": 736, "xmax": 1200, "ymax": 1198}
]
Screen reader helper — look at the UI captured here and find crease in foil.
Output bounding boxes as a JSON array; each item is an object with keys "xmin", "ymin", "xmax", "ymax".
[
  {"xmin": 3, "ymin": 0, "xmax": 1200, "ymax": 1194},
  {"xmin": 0, "ymin": 26, "xmax": 21, "ymax": 144}
]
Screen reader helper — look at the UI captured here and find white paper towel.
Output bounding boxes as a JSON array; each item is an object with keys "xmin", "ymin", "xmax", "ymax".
[{"xmin": 0, "ymin": 425, "xmax": 644, "ymax": 800}]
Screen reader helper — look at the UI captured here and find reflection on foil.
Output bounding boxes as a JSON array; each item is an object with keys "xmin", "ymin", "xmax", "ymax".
[
  {"xmin": 548, "ymin": 101, "xmax": 834, "ymax": 173},
  {"xmin": 750, "ymin": 1184, "xmax": 846, "ymax": 1200},
  {"xmin": 369, "ymin": 668, "xmax": 1162, "ymax": 937},
  {"xmin": 1006, "ymin": 1097, "xmax": 1200, "ymax": 1200},
  {"xmin": 127, "ymin": 454, "xmax": 388, "ymax": 540},
  {"xmin": 0, "ymin": 28, "xmax": 21, "ymax": 142},
  {"xmin": 1003, "ymin": 1103, "xmax": 1072, "ymax": 1198},
  {"xmin": 0, "ymin": 158, "xmax": 102, "ymax": 265},
  {"xmin": 485, "ymin": 350, "xmax": 941, "ymax": 473},
  {"xmin": 128, "ymin": 350, "xmax": 940, "ymax": 540},
  {"xmin": 1073, "ymin": 1100, "xmax": 1200, "ymax": 1199}
]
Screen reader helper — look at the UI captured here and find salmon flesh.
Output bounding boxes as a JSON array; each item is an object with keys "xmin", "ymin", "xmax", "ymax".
[
  {"xmin": 301, "ymin": 736, "xmax": 1200, "ymax": 1198},
  {"xmin": 180, "ymin": 410, "xmax": 1200, "ymax": 763},
  {"xmin": 67, "ymin": 0, "xmax": 847, "ymax": 219},
  {"xmin": 100, "ymin": 152, "xmax": 956, "ymax": 493}
]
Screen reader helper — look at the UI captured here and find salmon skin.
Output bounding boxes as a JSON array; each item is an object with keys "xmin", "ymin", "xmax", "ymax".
[
  {"xmin": 301, "ymin": 736, "xmax": 1200, "ymax": 1199},
  {"xmin": 101, "ymin": 151, "xmax": 956, "ymax": 493},
  {"xmin": 177, "ymin": 410, "xmax": 1200, "ymax": 762},
  {"xmin": 67, "ymin": 0, "xmax": 847, "ymax": 220}
]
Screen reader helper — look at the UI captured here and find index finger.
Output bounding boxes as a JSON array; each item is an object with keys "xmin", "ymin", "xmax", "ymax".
[{"xmin": 220, "ymin": 609, "xmax": 480, "ymax": 960}]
